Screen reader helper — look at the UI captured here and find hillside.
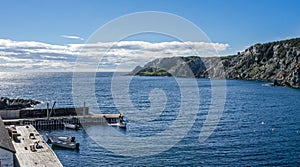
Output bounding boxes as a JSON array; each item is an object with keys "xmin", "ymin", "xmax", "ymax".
[{"xmin": 128, "ymin": 38, "xmax": 300, "ymax": 88}]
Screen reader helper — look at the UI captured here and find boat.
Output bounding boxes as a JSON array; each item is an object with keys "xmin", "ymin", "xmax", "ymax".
[
  {"xmin": 57, "ymin": 136, "xmax": 75, "ymax": 142},
  {"xmin": 52, "ymin": 140, "xmax": 80, "ymax": 150},
  {"xmin": 63, "ymin": 123, "xmax": 80, "ymax": 130},
  {"xmin": 108, "ymin": 119, "xmax": 127, "ymax": 129},
  {"xmin": 46, "ymin": 134, "xmax": 79, "ymax": 150},
  {"xmin": 117, "ymin": 119, "xmax": 127, "ymax": 129},
  {"xmin": 46, "ymin": 134, "xmax": 75, "ymax": 143}
]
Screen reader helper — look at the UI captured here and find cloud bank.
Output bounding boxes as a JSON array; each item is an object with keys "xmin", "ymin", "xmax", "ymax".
[{"xmin": 0, "ymin": 38, "xmax": 229, "ymax": 72}]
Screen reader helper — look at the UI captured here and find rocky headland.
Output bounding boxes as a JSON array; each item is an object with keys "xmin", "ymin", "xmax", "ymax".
[
  {"xmin": 0, "ymin": 97, "xmax": 40, "ymax": 110},
  {"xmin": 129, "ymin": 38, "xmax": 300, "ymax": 88}
]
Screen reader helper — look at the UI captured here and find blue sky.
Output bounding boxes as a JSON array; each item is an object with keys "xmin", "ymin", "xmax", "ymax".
[{"xmin": 0, "ymin": 0, "xmax": 299, "ymax": 71}]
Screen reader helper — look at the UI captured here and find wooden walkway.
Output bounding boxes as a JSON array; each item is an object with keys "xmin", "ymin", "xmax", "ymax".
[{"xmin": 10, "ymin": 125, "xmax": 63, "ymax": 167}]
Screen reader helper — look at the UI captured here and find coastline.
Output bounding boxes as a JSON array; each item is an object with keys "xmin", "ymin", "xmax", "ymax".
[{"xmin": 128, "ymin": 38, "xmax": 300, "ymax": 89}]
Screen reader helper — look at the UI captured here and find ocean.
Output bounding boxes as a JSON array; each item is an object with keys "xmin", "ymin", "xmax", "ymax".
[{"xmin": 0, "ymin": 72, "xmax": 299, "ymax": 166}]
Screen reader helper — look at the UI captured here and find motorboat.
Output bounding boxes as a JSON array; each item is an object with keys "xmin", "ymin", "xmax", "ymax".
[
  {"xmin": 46, "ymin": 134, "xmax": 79, "ymax": 150},
  {"xmin": 52, "ymin": 140, "xmax": 80, "ymax": 150},
  {"xmin": 46, "ymin": 134, "xmax": 75, "ymax": 143},
  {"xmin": 117, "ymin": 120, "xmax": 127, "ymax": 129},
  {"xmin": 63, "ymin": 123, "xmax": 80, "ymax": 130},
  {"xmin": 108, "ymin": 119, "xmax": 127, "ymax": 129}
]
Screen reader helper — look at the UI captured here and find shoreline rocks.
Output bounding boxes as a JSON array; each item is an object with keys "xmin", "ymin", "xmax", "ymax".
[{"xmin": 0, "ymin": 97, "xmax": 41, "ymax": 110}]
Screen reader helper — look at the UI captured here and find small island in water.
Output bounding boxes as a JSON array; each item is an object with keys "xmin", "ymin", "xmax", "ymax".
[{"xmin": 128, "ymin": 38, "xmax": 300, "ymax": 89}]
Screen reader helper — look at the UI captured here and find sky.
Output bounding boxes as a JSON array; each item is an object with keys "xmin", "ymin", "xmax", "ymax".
[{"xmin": 0, "ymin": 0, "xmax": 299, "ymax": 72}]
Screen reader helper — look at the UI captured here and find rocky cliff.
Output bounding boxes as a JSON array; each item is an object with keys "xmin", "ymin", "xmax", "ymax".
[{"xmin": 129, "ymin": 38, "xmax": 300, "ymax": 88}]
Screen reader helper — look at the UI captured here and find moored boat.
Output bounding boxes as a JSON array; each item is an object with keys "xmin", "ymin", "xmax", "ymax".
[
  {"xmin": 46, "ymin": 134, "xmax": 75, "ymax": 143},
  {"xmin": 52, "ymin": 140, "xmax": 80, "ymax": 150},
  {"xmin": 63, "ymin": 123, "xmax": 80, "ymax": 130},
  {"xmin": 46, "ymin": 134, "xmax": 79, "ymax": 150},
  {"xmin": 117, "ymin": 120, "xmax": 127, "ymax": 129},
  {"xmin": 108, "ymin": 119, "xmax": 127, "ymax": 129}
]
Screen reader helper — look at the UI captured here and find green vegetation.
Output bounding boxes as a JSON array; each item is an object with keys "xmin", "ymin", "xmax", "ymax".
[
  {"xmin": 220, "ymin": 55, "xmax": 236, "ymax": 60},
  {"xmin": 139, "ymin": 69, "xmax": 171, "ymax": 76},
  {"xmin": 283, "ymin": 38, "xmax": 300, "ymax": 48},
  {"xmin": 249, "ymin": 67, "xmax": 260, "ymax": 77}
]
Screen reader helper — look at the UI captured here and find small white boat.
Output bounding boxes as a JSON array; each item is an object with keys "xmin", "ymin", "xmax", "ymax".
[
  {"xmin": 109, "ymin": 120, "xmax": 127, "ymax": 129},
  {"xmin": 46, "ymin": 134, "xmax": 75, "ymax": 143},
  {"xmin": 52, "ymin": 140, "xmax": 80, "ymax": 150},
  {"xmin": 57, "ymin": 136, "xmax": 75, "ymax": 142},
  {"xmin": 118, "ymin": 120, "xmax": 127, "ymax": 129},
  {"xmin": 64, "ymin": 123, "xmax": 80, "ymax": 130},
  {"xmin": 46, "ymin": 134, "xmax": 79, "ymax": 150}
]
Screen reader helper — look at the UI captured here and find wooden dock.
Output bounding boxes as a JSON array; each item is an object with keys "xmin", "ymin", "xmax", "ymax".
[{"xmin": 10, "ymin": 125, "xmax": 63, "ymax": 167}]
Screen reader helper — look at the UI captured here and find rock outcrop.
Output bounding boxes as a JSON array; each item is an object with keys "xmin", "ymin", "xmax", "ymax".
[
  {"xmin": 128, "ymin": 38, "xmax": 300, "ymax": 88},
  {"xmin": 0, "ymin": 97, "xmax": 40, "ymax": 110}
]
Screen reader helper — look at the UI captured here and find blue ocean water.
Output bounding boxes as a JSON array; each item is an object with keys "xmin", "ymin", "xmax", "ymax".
[{"xmin": 0, "ymin": 72, "xmax": 299, "ymax": 166}]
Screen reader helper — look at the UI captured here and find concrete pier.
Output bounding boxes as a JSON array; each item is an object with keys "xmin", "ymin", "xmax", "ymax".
[
  {"xmin": 1, "ymin": 105, "xmax": 124, "ymax": 129},
  {"xmin": 0, "ymin": 107, "xmax": 89, "ymax": 120},
  {"xmin": 10, "ymin": 125, "xmax": 63, "ymax": 167},
  {"xmin": 3, "ymin": 114, "xmax": 123, "ymax": 129},
  {"xmin": 0, "ymin": 105, "xmax": 124, "ymax": 167}
]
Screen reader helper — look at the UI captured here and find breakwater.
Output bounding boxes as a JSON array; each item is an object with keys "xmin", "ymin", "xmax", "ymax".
[
  {"xmin": 1, "ymin": 106, "xmax": 123, "ymax": 129},
  {"xmin": 0, "ymin": 107, "xmax": 88, "ymax": 119},
  {"xmin": 3, "ymin": 113, "xmax": 122, "ymax": 129}
]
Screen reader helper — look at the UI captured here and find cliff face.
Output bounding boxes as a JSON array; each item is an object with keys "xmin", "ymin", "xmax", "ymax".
[
  {"xmin": 129, "ymin": 38, "xmax": 300, "ymax": 88},
  {"xmin": 224, "ymin": 38, "xmax": 300, "ymax": 88}
]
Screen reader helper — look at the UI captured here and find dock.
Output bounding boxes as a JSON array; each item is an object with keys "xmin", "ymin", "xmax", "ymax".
[
  {"xmin": 0, "ymin": 105, "xmax": 124, "ymax": 129},
  {"xmin": 0, "ymin": 105, "xmax": 125, "ymax": 167},
  {"xmin": 3, "ymin": 114, "xmax": 123, "ymax": 129},
  {"xmin": 9, "ymin": 125, "xmax": 63, "ymax": 167}
]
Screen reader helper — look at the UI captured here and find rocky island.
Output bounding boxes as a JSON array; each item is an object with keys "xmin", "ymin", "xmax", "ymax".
[{"xmin": 129, "ymin": 38, "xmax": 300, "ymax": 88}]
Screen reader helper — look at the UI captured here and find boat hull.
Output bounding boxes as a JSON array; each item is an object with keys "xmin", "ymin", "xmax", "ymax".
[
  {"xmin": 52, "ymin": 141, "xmax": 80, "ymax": 150},
  {"xmin": 46, "ymin": 134, "xmax": 79, "ymax": 150},
  {"xmin": 64, "ymin": 123, "xmax": 80, "ymax": 130}
]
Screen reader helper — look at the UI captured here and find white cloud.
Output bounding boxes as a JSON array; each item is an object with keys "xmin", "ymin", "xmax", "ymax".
[
  {"xmin": 0, "ymin": 38, "xmax": 229, "ymax": 72},
  {"xmin": 61, "ymin": 35, "xmax": 84, "ymax": 41}
]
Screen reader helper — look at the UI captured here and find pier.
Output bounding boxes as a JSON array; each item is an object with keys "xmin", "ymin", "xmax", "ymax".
[
  {"xmin": 3, "ymin": 113, "xmax": 123, "ymax": 129},
  {"xmin": 0, "ymin": 106, "xmax": 89, "ymax": 120},
  {"xmin": 0, "ymin": 105, "xmax": 124, "ymax": 128},
  {"xmin": 9, "ymin": 125, "xmax": 63, "ymax": 167},
  {"xmin": 0, "ymin": 105, "xmax": 124, "ymax": 167}
]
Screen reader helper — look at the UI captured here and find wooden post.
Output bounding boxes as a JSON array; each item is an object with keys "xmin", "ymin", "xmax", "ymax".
[
  {"xmin": 83, "ymin": 102, "xmax": 88, "ymax": 115},
  {"xmin": 47, "ymin": 103, "xmax": 49, "ymax": 120}
]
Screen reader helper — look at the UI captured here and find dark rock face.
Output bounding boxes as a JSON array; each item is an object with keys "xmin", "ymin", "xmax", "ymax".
[
  {"xmin": 128, "ymin": 56, "xmax": 221, "ymax": 78},
  {"xmin": 0, "ymin": 97, "xmax": 40, "ymax": 110},
  {"xmin": 273, "ymin": 61, "xmax": 300, "ymax": 88},
  {"xmin": 129, "ymin": 38, "xmax": 300, "ymax": 88}
]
